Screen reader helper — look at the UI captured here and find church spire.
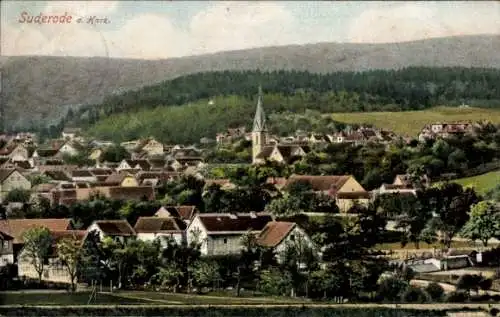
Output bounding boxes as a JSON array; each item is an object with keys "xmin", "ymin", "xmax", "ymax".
[{"xmin": 253, "ymin": 85, "xmax": 267, "ymax": 132}]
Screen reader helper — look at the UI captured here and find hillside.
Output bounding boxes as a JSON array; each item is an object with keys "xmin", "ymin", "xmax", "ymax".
[
  {"xmin": 332, "ymin": 107, "xmax": 500, "ymax": 137},
  {"xmin": 2, "ymin": 34, "xmax": 500, "ymax": 129},
  {"xmin": 440, "ymin": 170, "xmax": 500, "ymax": 195},
  {"xmin": 86, "ymin": 90, "xmax": 500, "ymax": 144}
]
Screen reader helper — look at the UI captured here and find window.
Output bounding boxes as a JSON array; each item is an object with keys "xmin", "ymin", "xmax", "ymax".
[
  {"xmin": 223, "ymin": 238, "xmax": 227, "ymax": 244},
  {"xmin": 290, "ymin": 234, "xmax": 295, "ymax": 242},
  {"xmin": 3, "ymin": 241, "xmax": 8, "ymax": 249}
]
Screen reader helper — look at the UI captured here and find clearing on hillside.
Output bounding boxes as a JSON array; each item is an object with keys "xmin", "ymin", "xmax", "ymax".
[
  {"xmin": 446, "ymin": 170, "xmax": 500, "ymax": 195},
  {"xmin": 332, "ymin": 107, "xmax": 500, "ymax": 137}
]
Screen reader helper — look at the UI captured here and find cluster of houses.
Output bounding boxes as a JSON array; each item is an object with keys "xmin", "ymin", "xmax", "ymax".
[
  {"xmin": 0, "ymin": 206, "xmax": 314, "ymax": 285},
  {"xmin": 216, "ymin": 125, "xmax": 397, "ymax": 147},
  {"xmin": 417, "ymin": 121, "xmax": 487, "ymax": 141}
]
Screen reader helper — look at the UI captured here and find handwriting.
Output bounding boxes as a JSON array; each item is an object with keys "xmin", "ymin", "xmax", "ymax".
[{"xmin": 18, "ymin": 11, "xmax": 72, "ymax": 24}]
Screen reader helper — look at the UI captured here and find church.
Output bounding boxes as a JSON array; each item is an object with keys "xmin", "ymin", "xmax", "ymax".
[{"xmin": 251, "ymin": 87, "xmax": 310, "ymax": 165}]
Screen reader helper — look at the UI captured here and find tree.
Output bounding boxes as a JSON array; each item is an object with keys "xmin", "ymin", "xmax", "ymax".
[
  {"xmin": 401, "ymin": 286, "xmax": 429, "ymax": 303},
  {"xmin": 191, "ymin": 260, "xmax": 221, "ymax": 291},
  {"xmin": 101, "ymin": 237, "xmax": 131, "ymax": 289},
  {"xmin": 21, "ymin": 227, "xmax": 53, "ymax": 282},
  {"xmin": 4, "ymin": 188, "xmax": 31, "ymax": 203},
  {"xmin": 461, "ymin": 200, "xmax": 500, "ymax": 247},
  {"xmin": 153, "ymin": 263, "xmax": 184, "ymax": 293},
  {"xmin": 377, "ymin": 276, "xmax": 408, "ymax": 302},
  {"xmin": 425, "ymin": 282, "xmax": 444, "ymax": 302},
  {"xmin": 423, "ymin": 184, "xmax": 479, "ymax": 248},
  {"xmin": 394, "ymin": 193, "xmax": 432, "ymax": 249},
  {"xmin": 100, "ymin": 145, "xmax": 130, "ymax": 162},
  {"xmin": 57, "ymin": 234, "xmax": 82, "ymax": 292},
  {"xmin": 259, "ymin": 267, "xmax": 292, "ymax": 296}
]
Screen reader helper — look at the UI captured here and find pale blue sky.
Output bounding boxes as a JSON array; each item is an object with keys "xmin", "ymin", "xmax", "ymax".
[{"xmin": 2, "ymin": 1, "xmax": 498, "ymax": 59}]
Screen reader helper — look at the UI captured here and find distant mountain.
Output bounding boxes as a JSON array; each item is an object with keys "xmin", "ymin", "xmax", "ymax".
[{"xmin": 1, "ymin": 35, "xmax": 499, "ymax": 129}]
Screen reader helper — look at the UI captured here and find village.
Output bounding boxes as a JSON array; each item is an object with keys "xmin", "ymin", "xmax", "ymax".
[{"xmin": 0, "ymin": 88, "xmax": 498, "ymax": 309}]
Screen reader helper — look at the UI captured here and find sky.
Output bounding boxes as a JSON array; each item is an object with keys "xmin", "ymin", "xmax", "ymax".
[{"xmin": 1, "ymin": 1, "xmax": 499, "ymax": 59}]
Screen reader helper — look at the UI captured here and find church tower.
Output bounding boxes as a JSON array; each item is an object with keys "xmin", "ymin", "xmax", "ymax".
[{"xmin": 252, "ymin": 86, "xmax": 267, "ymax": 164}]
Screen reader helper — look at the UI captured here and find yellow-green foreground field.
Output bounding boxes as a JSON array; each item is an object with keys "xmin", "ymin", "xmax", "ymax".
[
  {"xmin": 441, "ymin": 170, "xmax": 500, "ymax": 195},
  {"xmin": 331, "ymin": 106, "xmax": 500, "ymax": 137}
]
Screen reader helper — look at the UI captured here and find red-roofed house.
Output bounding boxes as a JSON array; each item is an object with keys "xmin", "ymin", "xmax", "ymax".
[
  {"xmin": 284, "ymin": 174, "xmax": 370, "ymax": 212},
  {"xmin": 257, "ymin": 221, "xmax": 316, "ymax": 263}
]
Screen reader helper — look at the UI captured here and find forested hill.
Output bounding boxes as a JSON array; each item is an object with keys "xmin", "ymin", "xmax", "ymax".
[
  {"xmin": 2, "ymin": 34, "xmax": 500, "ymax": 130},
  {"xmin": 73, "ymin": 67, "xmax": 500, "ymax": 124},
  {"xmin": 58, "ymin": 67, "xmax": 500, "ymax": 144}
]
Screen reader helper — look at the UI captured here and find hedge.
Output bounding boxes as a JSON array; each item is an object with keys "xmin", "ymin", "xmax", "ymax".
[{"xmin": 0, "ymin": 306, "xmax": 452, "ymax": 317}]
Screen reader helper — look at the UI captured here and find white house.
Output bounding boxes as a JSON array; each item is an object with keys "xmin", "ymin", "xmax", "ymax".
[
  {"xmin": 85, "ymin": 220, "xmax": 136, "ymax": 244},
  {"xmin": 257, "ymin": 221, "xmax": 317, "ymax": 264},
  {"xmin": 116, "ymin": 159, "xmax": 151, "ymax": 172},
  {"xmin": 186, "ymin": 212, "xmax": 273, "ymax": 256},
  {"xmin": 134, "ymin": 217, "xmax": 186, "ymax": 246},
  {"xmin": 0, "ymin": 168, "xmax": 32, "ymax": 202}
]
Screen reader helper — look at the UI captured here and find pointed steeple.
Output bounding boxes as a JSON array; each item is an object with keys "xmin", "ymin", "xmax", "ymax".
[{"xmin": 253, "ymin": 85, "xmax": 267, "ymax": 132}]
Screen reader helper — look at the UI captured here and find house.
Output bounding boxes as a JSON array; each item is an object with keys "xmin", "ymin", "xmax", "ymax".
[
  {"xmin": 186, "ymin": 212, "xmax": 273, "ymax": 256},
  {"xmin": 17, "ymin": 230, "xmax": 86, "ymax": 284},
  {"xmin": 117, "ymin": 159, "xmax": 151, "ymax": 172},
  {"xmin": 0, "ymin": 143, "xmax": 30, "ymax": 162},
  {"xmin": 154, "ymin": 205, "xmax": 198, "ymax": 225},
  {"xmin": 134, "ymin": 217, "xmax": 187, "ymax": 246},
  {"xmin": 88, "ymin": 148, "xmax": 104, "ymax": 161},
  {"xmin": 85, "ymin": 220, "xmax": 136, "ymax": 243},
  {"xmin": 52, "ymin": 186, "xmax": 155, "ymax": 205},
  {"xmin": 134, "ymin": 138, "xmax": 164, "ymax": 156},
  {"xmin": 71, "ymin": 170, "xmax": 97, "ymax": 183},
  {"xmin": 103, "ymin": 172, "xmax": 139, "ymax": 187},
  {"xmin": 0, "ymin": 168, "xmax": 32, "ymax": 202},
  {"xmin": 254, "ymin": 144, "xmax": 309, "ymax": 164},
  {"xmin": 0, "ymin": 218, "xmax": 73, "ymax": 260},
  {"xmin": 0, "ymin": 231, "xmax": 14, "ymax": 266},
  {"xmin": 374, "ymin": 183, "xmax": 417, "ymax": 197},
  {"xmin": 283, "ymin": 175, "xmax": 369, "ymax": 213},
  {"xmin": 61, "ymin": 128, "xmax": 82, "ymax": 140},
  {"xmin": 135, "ymin": 171, "xmax": 180, "ymax": 187},
  {"xmin": 42, "ymin": 170, "xmax": 72, "ymax": 183},
  {"xmin": 257, "ymin": 221, "xmax": 316, "ymax": 264}
]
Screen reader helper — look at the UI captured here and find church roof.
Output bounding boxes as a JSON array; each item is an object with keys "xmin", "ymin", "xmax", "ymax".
[{"xmin": 252, "ymin": 86, "xmax": 267, "ymax": 132}]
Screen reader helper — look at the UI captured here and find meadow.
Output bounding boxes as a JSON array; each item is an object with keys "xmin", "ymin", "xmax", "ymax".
[
  {"xmin": 332, "ymin": 106, "xmax": 500, "ymax": 136},
  {"xmin": 447, "ymin": 170, "xmax": 500, "ymax": 195}
]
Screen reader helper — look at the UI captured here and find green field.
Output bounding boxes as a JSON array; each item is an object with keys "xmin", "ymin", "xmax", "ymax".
[
  {"xmin": 446, "ymin": 170, "xmax": 500, "ymax": 195},
  {"xmin": 332, "ymin": 106, "xmax": 500, "ymax": 136},
  {"xmin": 0, "ymin": 292, "xmax": 150, "ymax": 305}
]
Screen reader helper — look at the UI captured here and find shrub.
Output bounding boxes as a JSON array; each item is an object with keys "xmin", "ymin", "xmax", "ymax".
[
  {"xmin": 446, "ymin": 291, "xmax": 469, "ymax": 303},
  {"xmin": 401, "ymin": 286, "xmax": 430, "ymax": 303},
  {"xmin": 490, "ymin": 307, "xmax": 499, "ymax": 316},
  {"xmin": 425, "ymin": 282, "xmax": 445, "ymax": 302},
  {"xmin": 377, "ymin": 277, "xmax": 408, "ymax": 302}
]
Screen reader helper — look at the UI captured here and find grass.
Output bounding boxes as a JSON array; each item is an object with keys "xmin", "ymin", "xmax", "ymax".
[
  {"xmin": 442, "ymin": 170, "xmax": 500, "ymax": 195},
  {"xmin": 116, "ymin": 291, "xmax": 312, "ymax": 305},
  {"xmin": 0, "ymin": 292, "xmax": 151, "ymax": 306},
  {"xmin": 331, "ymin": 106, "xmax": 500, "ymax": 136}
]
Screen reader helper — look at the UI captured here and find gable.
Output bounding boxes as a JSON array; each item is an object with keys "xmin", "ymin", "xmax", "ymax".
[
  {"xmin": 5, "ymin": 170, "xmax": 28, "ymax": 184},
  {"xmin": 338, "ymin": 177, "xmax": 365, "ymax": 193},
  {"xmin": 270, "ymin": 147, "xmax": 284, "ymax": 161}
]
